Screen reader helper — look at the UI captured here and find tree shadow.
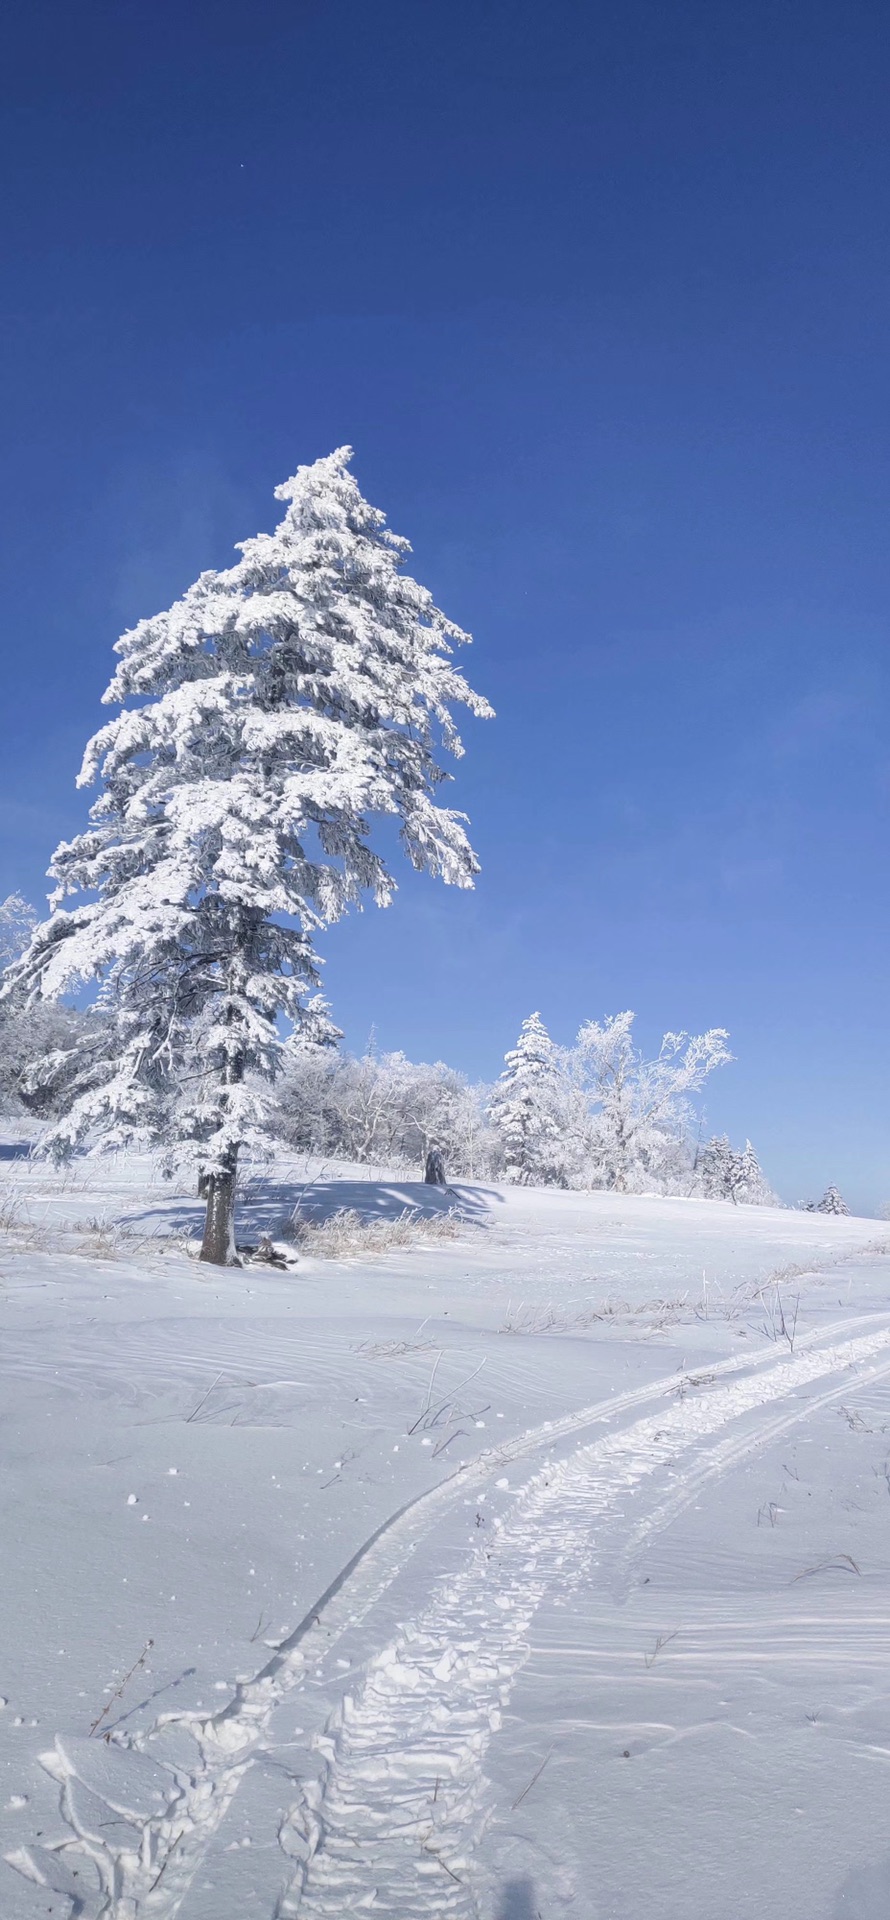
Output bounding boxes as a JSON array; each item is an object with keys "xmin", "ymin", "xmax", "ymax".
[
  {"xmin": 496, "ymin": 1876, "xmax": 540, "ymax": 1920},
  {"xmin": 102, "ymin": 1663, "xmax": 198, "ymax": 1736},
  {"xmin": 125, "ymin": 1176, "xmax": 503, "ymax": 1241},
  {"xmin": 258, "ymin": 1176, "xmax": 502, "ymax": 1228},
  {"xmin": 833, "ymin": 1852, "xmax": 890, "ymax": 1916},
  {"xmin": 0, "ymin": 1139, "xmax": 31, "ymax": 1159}
]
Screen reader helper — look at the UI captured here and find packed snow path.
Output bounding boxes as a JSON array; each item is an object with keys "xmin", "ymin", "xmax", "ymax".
[{"xmin": 14, "ymin": 1313, "xmax": 890, "ymax": 1919}]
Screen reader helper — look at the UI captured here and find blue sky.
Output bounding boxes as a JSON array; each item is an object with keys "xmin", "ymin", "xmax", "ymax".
[{"xmin": 2, "ymin": 0, "xmax": 889, "ymax": 1210}]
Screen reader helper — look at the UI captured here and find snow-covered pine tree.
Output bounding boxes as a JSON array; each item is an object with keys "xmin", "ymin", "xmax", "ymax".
[
  {"xmin": 816, "ymin": 1185, "xmax": 850, "ymax": 1216},
  {"xmin": 735, "ymin": 1139, "xmax": 772, "ymax": 1205},
  {"xmin": 489, "ymin": 1012, "xmax": 564, "ymax": 1185},
  {"xmin": 698, "ymin": 1134, "xmax": 772, "ymax": 1205},
  {"xmin": 698, "ymin": 1133, "xmax": 738, "ymax": 1201},
  {"xmin": 4, "ymin": 448, "xmax": 492, "ymax": 1262}
]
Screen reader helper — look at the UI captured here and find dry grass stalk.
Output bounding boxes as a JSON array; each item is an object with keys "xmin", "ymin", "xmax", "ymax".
[
  {"xmin": 287, "ymin": 1204, "xmax": 472, "ymax": 1258},
  {"xmin": 643, "ymin": 1630, "xmax": 679, "ymax": 1668},
  {"xmin": 500, "ymin": 1294, "xmax": 687, "ymax": 1336},
  {"xmin": 790, "ymin": 1553, "xmax": 861, "ymax": 1583},
  {"xmin": 89, "ymin": 1638, "xmax": 154, "ymax": 1738}
]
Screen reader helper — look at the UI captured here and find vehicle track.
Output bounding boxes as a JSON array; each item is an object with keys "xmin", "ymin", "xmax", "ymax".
[
  {"xmin": 10, "ymin": 1314, "xmax": 890, "ymax": 1919},
  {"xmin": 275, "ymin": 1321, "xmax": 890, "ymax": 1917}
]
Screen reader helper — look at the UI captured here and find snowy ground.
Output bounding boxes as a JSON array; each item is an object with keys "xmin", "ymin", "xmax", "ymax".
[{"xmin": 2, "ymin": 1147, "xmax": 890, "ymax": 1918}]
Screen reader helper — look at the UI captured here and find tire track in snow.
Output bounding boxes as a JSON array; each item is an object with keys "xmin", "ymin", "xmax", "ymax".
[
  {"xmin": 274, "ymin": 1322, "xmax": 890, "ymax": 1918},
  {"xmin": 610, "ymin": 1359, "xmax": 890, "ymax": 1596},
  {"xmin": 9, "ymin": 1315, "xmax": 889, "ymax": 1919}
]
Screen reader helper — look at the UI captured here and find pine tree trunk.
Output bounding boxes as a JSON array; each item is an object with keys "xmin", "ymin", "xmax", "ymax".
[
  {"xmin": 199, "ymin": 966, "xmax": 246, "ymax": 1266},
  {"xmin": 424, "ymin": 1146, "xmax": 446, "ymax": 1187},
  {"xmin": 199, "ymin": 1149, "xmax": 239, "ymax": 1266}
]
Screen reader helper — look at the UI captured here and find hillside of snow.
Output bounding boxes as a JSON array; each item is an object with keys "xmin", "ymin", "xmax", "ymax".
[{"xmin": 2, "ymin": 1148, "xmax": 890, "ymax": 1918}]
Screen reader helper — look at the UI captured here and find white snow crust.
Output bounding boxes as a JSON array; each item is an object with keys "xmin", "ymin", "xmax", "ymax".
[{"xmin": 2, "ymin": 1146, "xmax": 890, "ymax": 1917}]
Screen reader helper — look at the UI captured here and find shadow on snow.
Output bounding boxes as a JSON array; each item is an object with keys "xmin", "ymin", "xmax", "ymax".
[
  {"xmin": 126, "ymin": 1175, "xmax": 503, "ymax": 1242},
  {"xmin": 496, "ymin": 1878, "xmax": 540, "ymax": 1920}
]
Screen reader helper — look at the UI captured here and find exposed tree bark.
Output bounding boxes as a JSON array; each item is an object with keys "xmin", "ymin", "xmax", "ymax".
[
  {"xmin": 424, "ymin": 1145, "xmax": 446, "ymax": 1187},
  {"xmin": 199, "ymin": 1005, "xmax": 244, "ymax": 1266},
  {"xmin": 199, "ymin": 1147, "xmax": 239, "ymax": 1265}
]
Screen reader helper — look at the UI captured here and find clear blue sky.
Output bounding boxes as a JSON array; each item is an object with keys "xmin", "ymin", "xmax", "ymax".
[{"xmin": 2, "ymin": 0, "xmax": 889, "ymax": 1210}]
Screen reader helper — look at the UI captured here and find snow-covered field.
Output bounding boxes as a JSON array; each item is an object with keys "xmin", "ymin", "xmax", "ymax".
[{"xmin": 3, "ymin": 1147, "xmax": 890, "ymax": 1918}]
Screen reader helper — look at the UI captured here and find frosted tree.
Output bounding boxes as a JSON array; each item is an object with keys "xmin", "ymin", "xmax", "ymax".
[
  {"xmin": 280, "ymin": 1044, "xmax": 494, "ymax": 1175},
  {"xmin": 698, "ymin": 1134, "xmax": 772, "ymax": 1205},
  {"xmin": 3, "ymin": 448, "xmax": 492, "ymax": 1262},
  {"xmin": 735, "ymin": 1139, "xmax": 773, "ymax": 1205},
  {"xmin": 0, "ymin": 894, "xmax": 104, "ymax": 1118},
  {"xmin": 815, "ymin": 1185, "xmax": 850, "ymax": 1216},
  {"xmin": 389, "ymin": 1053, "xmax": 490, "ymax": 1179},
  {"xmin": 0, "ymin": 894, "xmax": 37, "ymax": 967},
  {"xmin": 570, "ymin": 1012, "xmax": 732, "ymax": 1192},
  {"xmin": 697, "ymin": 1133, "xmax": 736, "ymax": 1200},
  {"xmin": 276, "ymin": 1044, "xmax": 494, "ymax": 1179},
  {"xmin": 489, "ymin": 1013, "xmax": 568, "ymax": 1185}
]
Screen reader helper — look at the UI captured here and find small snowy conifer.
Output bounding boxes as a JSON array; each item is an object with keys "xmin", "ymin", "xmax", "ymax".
[
  {"xmin": 698, "ymin": 1134, "xmax": 771, "ymax": 1205},
  {"xmin": 489, "ymin": 1013, "xmax": 565, "ymax": 1185},
  {"xmin": 735, "ymin": 1139, "xmax": 772, "ymax": 1204},
  {"xmin": 5, "ymin": 449, "xmax": 491, "ymax": 1262},
  {"xmin": 698, "ymin": 1133, "xmax": 737, "ymax": 1201},
  {"xmin": 816, "ymin": 1185, "xmax": 850, "ymax": 1216}
]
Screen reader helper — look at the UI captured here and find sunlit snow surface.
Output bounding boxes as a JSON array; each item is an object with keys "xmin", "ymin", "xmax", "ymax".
[{"xmin": 1, "ymin": 1147, "xmax": 889, "ymax": 1917}]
